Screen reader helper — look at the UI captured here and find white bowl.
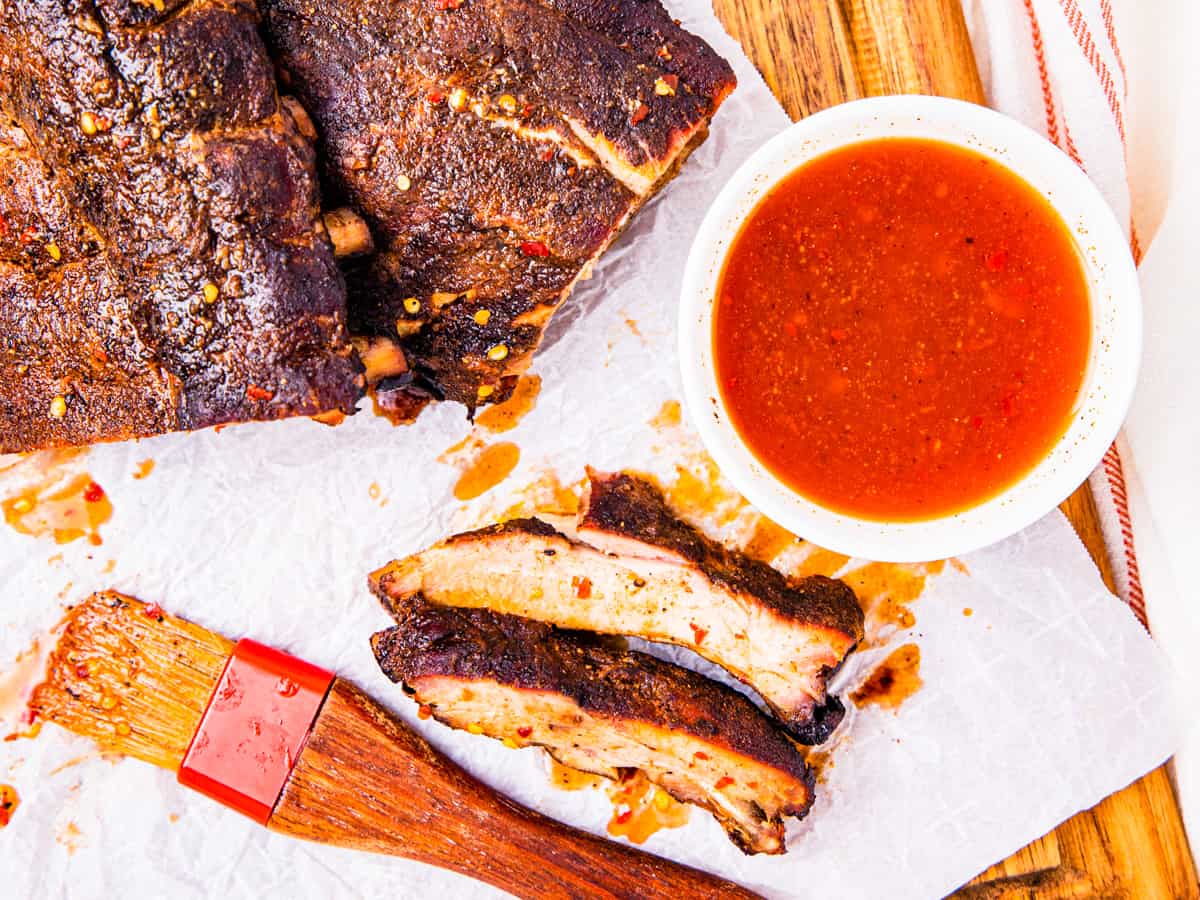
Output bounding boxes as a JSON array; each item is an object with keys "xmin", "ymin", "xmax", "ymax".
[{"xmin": 678, "ymin": 95, "xmax": 1142, "ymax": 562}]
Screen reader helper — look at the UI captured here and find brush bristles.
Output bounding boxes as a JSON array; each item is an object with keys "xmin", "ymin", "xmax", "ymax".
[{"xmin": 29, "ymin": 592, "xmax": 233, "ymax": 772}]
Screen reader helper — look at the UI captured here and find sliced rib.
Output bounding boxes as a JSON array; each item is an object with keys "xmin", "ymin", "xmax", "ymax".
[
  {"xmin": 370, "ymin": 472, "xmax": 864, "ymax": 744},
  {"xmin": 372, "ymin": 596, "xmax": 814, "ymax": 854}
]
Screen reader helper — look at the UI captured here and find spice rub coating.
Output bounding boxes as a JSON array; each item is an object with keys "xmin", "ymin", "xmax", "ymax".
[
  {"xmin": 371, "ymin": 471, "xmax": 863, "ymax": 744},
  {"xmin": 372, "ymin": 595, "xmax": 814, "ymax": 854},
  {"xmin": 0, "ymin": 0, "xmax": 361, "ymax": 452},
  {"xmin": 260, "ymin": 0, "xmax": 734, "ymax": 417}
]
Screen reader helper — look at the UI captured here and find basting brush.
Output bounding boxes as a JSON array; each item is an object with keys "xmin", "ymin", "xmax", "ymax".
[{"xmin": 27, "ymin": 592, "xmax": 758, "ymax": 900}]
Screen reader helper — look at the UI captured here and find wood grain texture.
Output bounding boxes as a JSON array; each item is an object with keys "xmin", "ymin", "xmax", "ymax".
[
  {"xmin": 270, "ymin": 679, "xmax": 761, "ymax": 900},
  {"xmin": 711, "ymin": 0, "xmax": 1198, "ymax": 897}
]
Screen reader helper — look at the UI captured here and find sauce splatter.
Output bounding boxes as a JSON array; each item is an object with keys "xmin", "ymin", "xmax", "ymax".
[
  {"xmin": 100, "ymin": 559, "xmax": 116, "ymax": 575},
  {"xmin": 842, "ymin": 560, "xmax": 945, "ymax": 642},
  {"xmin": 963, "ymin": 607, "xmax": 974, "ymax": 617},
  {"xmin": 793, "ymin": 546, "xmax": 852, "ymax": 578},
  {"xmin": 368, "ymin": 481, "xmax": 387, "ymax": 506},
  {"xmin": 548, "ymin": 758, "xmax": 605, "ymax": 791},
  {"xmin": 546, "ymin": 762, "xmax": 690, "ymax": 844},
  {"xmin": 663, "ymin": 456, "xmax": 749, "ymax": 527},
  {"xmin": 744, "ymin": 517, "xmax": 798, "ymax": 561},
  {"xmin": 0, "ymin": 635, "xmax": 56, "ymax": 735},
  {"xmin": 851, "ymin": 643, "xmax": 923, "ymax": 710},
  {"xmin": 453, "ymin": 442, "xmax": 521, "ymax": 501},
  {"xmin": 132, "ymin": 459, "xmax": 155, "ymax": 480},
  {"xmin": 3, "ymin": 473, "xmax": 112, "ymax": 545},
  {"xmin": 0, "ymin": 784, "xmax": 18, "ymax": 828},
  {"xmin": 624, "ymin": 317, "xmax": 643, "ymax": 338},
  {"xmin": 649, "ymin": 399, "xmax": 682, "ymax": 429},
  {"xmin": 56, "ymin": 819, "xmax": 83, "ymax": 855},
  {"xmin": 605, "ymin": 771, "xmax": 690, "ymax": 844},
  {"xmin": 805, "ymin": 750, "xmax": 834, "ymax": 784},
  {"xmin": 496, "ymin": 471, "xmax": 584, "ymax": 522},
  {"xmin": 475, "ymin": 375, "xmax": 541, "ymax": 433}
]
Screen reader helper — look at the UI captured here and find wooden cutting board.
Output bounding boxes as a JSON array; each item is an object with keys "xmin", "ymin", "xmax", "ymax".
[{"xmin": 710, "ymin": 1, "xmax": 1198, "ymax": 896}]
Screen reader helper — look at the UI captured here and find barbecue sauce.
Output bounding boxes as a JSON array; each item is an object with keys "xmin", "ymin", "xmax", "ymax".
[
  {"xmin": 714, "ymin": 138, "xmax": 1091, "ymax": 520},
  {"xmin": 851, "ymin": 643, "xmax": 923, "ymax": 710}
]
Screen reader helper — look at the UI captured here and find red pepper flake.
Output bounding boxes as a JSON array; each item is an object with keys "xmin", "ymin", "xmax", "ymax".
[
  {"xmin": 516, "ymin": 725, "xmax": 533, "ymax": 738},
  {"xmin": 19, "ymin": 226, "xmax": 37, "ymax": 245},
  {"xmin": 142, "ymin": 602, "xmax": 164, "ymax": 621},
  {"xmin": 656, "ymin": 45, "xmax": 672, "ymax": 61},
  {"xmin": 91, "ymin": 347, "xmax": 109, "ymax": 364},
  {"xmin": 246, "ymin": 384, "xmax": 274, "ymax": 402},
  {"xmin": 539, "ymin": 146, "xmax": 555, "ymax": 162},
  {"xmin": 433, "ymin": 0, "xmax": 464, "ymax": 8},
  {"xmin": 630, "ymin": 102, "xmax": 649, "ymax": 125},
  {"xmin": 829, "ymin": 327, "xmax": 850, "ymax": 342},
  {"xmin": 693, "ymin": 750, "xmax": 709, "ymax": 761},
  {"xmin": 275, "ymin": 677, "xmax": 300, "ymax": 697},
  {"xmin": 74, "ymin": 663, "xmax": 90, "ymax": 679},
  {"xmin": 572, "ymin": 575, "xmax": 593, "ymax": 599},
  {"xmin": 520, "ymin": 240, "xmax": 550, "ymax": 258},
  {"xmin": 520, "ymin": 103, "xmax": 533, "ymax": 117},
  {"xmin": 986, "ymin": 249, "xmax": 1009, "ymax": 272},
  {"xmin": 614, "ymin": 808, "xmax": 633, "ymax": 825},
  {"xmin": 427, "ymin": 90, "xmax": 445, "ymax": 105},
  {"xmin": 19, "ymin": 708, "xmax": 37, "ymax": 727},
  {"xmin": 715, "ymin": 776, "xmax": 734, "ymax": 789},
  {"xmin": 662, "ymin": 74, "xmax": 679, "ymax": 92},
  {"xmin": 0, "ymin": 214, "xmax": 8, "ymax": 239},
  {"xmin": 417, "ymin": 704, "xmax": 433, "ymax": 720},
  {"xmin": 83, "ymin": 481, "xmax": 105, "ymax": 504},
  {"xmin": 689, "ymin": 623, "xmax": 708, "ymax": 645},
  {"xmin": 117, "ymin": 135, "xmax": 133, "ymax": 150}
]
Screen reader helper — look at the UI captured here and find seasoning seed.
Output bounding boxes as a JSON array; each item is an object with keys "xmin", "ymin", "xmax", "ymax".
[
  {"xmin": 202, "ymin": 282, "xmax": 220, "ymax": 304},
  {"xmin": 49, "ymin": 395, "xmax": 67, "ymax": 419},
  {"xmin": 396, "ymin": 173, "xmax": 412, "ymax": 191},
  {"xmin": 473, "ymin": 308, "xmax": 491, "ymax": 326},
  {"xmin": 403, "ymin": 296, "xmax": 421, "ymax": 314},
  {"xmin": 497, "ymin": 94, "xmax": 518, "ymax": 114},
  {"xmin": 486, "ymin": 343, "xmax": 509, "ymax": 361},
  {"xmin": 46, "ymin": 242, "xmax": 61, "ymax": 261}
]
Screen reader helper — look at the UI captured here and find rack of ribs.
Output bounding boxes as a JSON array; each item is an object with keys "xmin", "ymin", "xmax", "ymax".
[
  {"xmin": 260, "ymin": 0, "xmax": 736, "ymax": 420},
  {"xmin": 0, "ymin": 0, "xmax": 362, "ymax": 453},
  {"xmin": 373, "ymin": 595, "xmax": 815, "ymax": 855},
  {"xmin": 371, "ymin": 470, "xmax": 865, "ymax": 744}
]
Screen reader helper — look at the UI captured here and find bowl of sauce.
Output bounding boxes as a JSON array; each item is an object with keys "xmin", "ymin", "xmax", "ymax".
[{"xmin": 679, "ymin": 96, "xmax": 1141, "ymax": 561}]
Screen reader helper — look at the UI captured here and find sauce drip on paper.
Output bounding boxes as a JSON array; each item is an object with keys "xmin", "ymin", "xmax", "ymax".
[
  {"xmin": 453, "ymin": 442, "xmax": 521, "ymax": 501},
  {"xmin": 546, "ymin": 760, "xmax": 690, "ymax": 844},
  {"xmin": 851, "ymin": 644, "xmax": 923, "ymax": 710},
  {"xmin": 2, "ymin": 467, "xmax": 112, "ymax": 546}
]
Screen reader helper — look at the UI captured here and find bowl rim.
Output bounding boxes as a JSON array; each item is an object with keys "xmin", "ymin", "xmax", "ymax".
[{"xmin": 678, "ymin": 95, "xmax": 1143, "ymax": 562}]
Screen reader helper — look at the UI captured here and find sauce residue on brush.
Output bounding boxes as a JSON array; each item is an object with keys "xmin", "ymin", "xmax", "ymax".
[
  {"xmin": 851, "ymin": 643, "xmax": 923, "ymax": 710},
  {"xmin": 714, "ymin": 138, "xmax": 1091, "ymax": 521}
]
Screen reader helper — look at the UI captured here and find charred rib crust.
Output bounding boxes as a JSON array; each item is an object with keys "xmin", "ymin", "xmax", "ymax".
[
  {"xmin": 0, "ymin": 0, "xmax": 360, "ymax": 452},
  {"xmin": 260, "ymin": 0, "xmax": 734, "ymax": 416},
  {"xmin": 581, "ymin": 470, "xmax": 865, "ymax": 640}
]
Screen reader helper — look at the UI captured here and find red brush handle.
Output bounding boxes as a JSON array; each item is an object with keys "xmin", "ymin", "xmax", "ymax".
[{"xmin": 177, "ymin": 639, "xmax": 332, "ymax": 823}]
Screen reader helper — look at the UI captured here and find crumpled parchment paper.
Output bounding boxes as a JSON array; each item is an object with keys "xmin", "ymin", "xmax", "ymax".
[{"xmin": 0, "ymin": 3, "xmax": 1175, "ymax": 898}]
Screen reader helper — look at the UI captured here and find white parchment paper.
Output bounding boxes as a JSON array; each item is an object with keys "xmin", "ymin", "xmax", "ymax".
[{"xmin": 0, "ymin": 4, "xmax": 1175, "ymax": 898}]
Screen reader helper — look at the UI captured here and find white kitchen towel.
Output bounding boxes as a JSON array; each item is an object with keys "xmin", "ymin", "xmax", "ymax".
[{"xmin": 963, "ymin": 0, "xmax": 1200, "ymax": 866}]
